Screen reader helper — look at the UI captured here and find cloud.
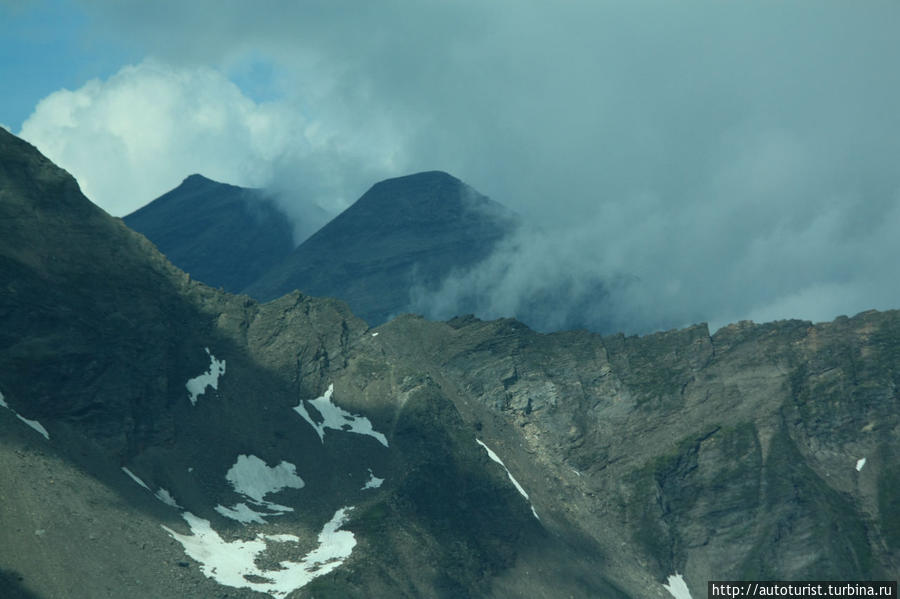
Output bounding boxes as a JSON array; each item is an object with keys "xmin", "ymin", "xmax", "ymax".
[
  {"xmin": 20, "ymin": 60, "xmax": 286, "ymax": 215},
  {"xmin": 21, "ymin": 1, "xmax": 900, "ymax": 332},
  {"xmin": 18, "ymin": 59, "xmax": 399, "ymax": 239}
]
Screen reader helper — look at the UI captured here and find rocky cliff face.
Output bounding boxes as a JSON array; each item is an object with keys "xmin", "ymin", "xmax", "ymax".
[
  {"xmin": 375, "ymin": 314, "xmax": 900, "ymax": 589},
  {"xmin": 1, "ymin": 127, "xmax": 898, "ymax": 599}
]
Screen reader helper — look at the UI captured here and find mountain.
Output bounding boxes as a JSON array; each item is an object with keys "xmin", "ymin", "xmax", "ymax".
[
  {"xmin": 122, "ymin": 174, "xmax": 295, "ymax": 292},
  {"xmin": 2, "ymin": 127, "xmax": 899, "ymax": 598},
  {"xmin": 243, "ymin": 171, "xmax": 519, "ymax": 326},
  {"xmin": 124, "ymin": 170, "xmax": 517, "ymax": 328}
]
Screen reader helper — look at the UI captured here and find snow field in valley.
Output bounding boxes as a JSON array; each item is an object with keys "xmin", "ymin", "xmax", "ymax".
[{"xmin": 215, "ymin": 454, "xmax": 305, "ymax": 524}]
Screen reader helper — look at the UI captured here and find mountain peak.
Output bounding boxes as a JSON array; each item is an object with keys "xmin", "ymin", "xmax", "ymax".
[
  {"xmin": 123, "ymin": 174, "xmax": 295, "ymax": 292},
  {"xmin": 182, "ymin": 173, "xmax": 214, "ymax": 185},
  {"xmin": 175, "ymin": 173, "xmax": 239, "ymax": 192},
  {"xmin": 370, "ymin": 170, "xmax": 460, "ymax": 187},
  {"xmin": 243, "ymin": 170, "xmax": 518, "ymax": 324}
]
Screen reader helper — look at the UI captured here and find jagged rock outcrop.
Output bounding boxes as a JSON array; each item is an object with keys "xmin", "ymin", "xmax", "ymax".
[{"xmin": 1, "ymin": 128, "xmax": 898, "ymax": 599}]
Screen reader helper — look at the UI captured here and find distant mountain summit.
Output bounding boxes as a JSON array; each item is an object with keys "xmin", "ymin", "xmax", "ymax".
[
  {"xmin": 244, "ymin": 170, "xmax": 518, "ymax": 325},
  {"xmin": 125, "ymin": 170, "xmax": 518, "ymax": 327},
  {"xmin": 123, "ymin": 174, "xmax": 295, "ymax": 292}
]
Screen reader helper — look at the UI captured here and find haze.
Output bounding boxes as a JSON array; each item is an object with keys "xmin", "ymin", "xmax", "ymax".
[{"xmin": 3, "ymin": 1, "xmax": 899, "ymax": 333}]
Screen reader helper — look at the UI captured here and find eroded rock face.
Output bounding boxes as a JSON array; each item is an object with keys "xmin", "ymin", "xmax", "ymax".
[
  {"xmin": 1, "ymin": 127, "xmax": 899, "ymax": 598},
  {"xmin": 366, "ymin": 312, "xmax": 899, "ymax": 589}
]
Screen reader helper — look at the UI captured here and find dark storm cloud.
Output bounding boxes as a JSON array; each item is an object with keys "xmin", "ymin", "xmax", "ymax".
[{"xmin": 67, "ymin": 1, "xmax": 900, "ymax": 331}]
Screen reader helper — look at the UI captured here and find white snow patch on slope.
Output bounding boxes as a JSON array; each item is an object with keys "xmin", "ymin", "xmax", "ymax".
[
  {"xmin": 293, "ymin": 384, "xmax": 388, "ymax": 447},
  {"xmin": 16, "ymin": 415, "xmax": 50, "ymax": 440},
  {"xmin": 216, "ymin": 455, "xmax": 305, "ymax": 524},
  {"xmin": 122, "ymin": 467, "xmax": 183, "ymax": 508},
  {"xmin": 155, "ymin": 488, "xmax": 182, "ymax": 509},
  {"xmin": 163, "ymin": 507, "xmax": 356, "ymax": 598},
  {"xmin": 856, "ymin": 457, "xmax": 867, "ymax": 472},
  {"xmin": 215, "ymin": 502, "xmax": 266, "ymax": 524},
  {"xmin": 663, "ymin": 573, "xmax": 694, "ymax": 599},
  {"xmin": 362, "ymin": 469, "xmax": 384, "ymax": 490},
  {"xmin": 0, "ymin": 390, "xmax": 50, "ymax": 440},
  {"xmin": 476, "ymin": 438, "xmax": 539, "ymax": 520},
  {"xmin": 121, "ymin": 467, "xmax": 151, "ymax": 491},
  {"xmin": 226, "ymin": 455, "xmax": 305, "ymax": 503},
  {"xmin": 186, "ymin": 347, "xmax": 226, "ymax": 406}
]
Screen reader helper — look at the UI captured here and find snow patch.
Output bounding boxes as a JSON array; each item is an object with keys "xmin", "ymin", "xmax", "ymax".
[
  {"xmin": 215, "ymin": 503, "xmax": 266, "ymax": 524},
  {"xmin": 186, "ymin": 347, "xmax": 226, "ymax": 406},
  {"xmin": 293, "ymin": 384, "xmax": 388, "ymax": 447},
  {"xmin": 476, "ymin": 439, "xmax": 539, "ymax": 520},
  {"xmin": 226, "ymin": 455, "xmax": 305, "ymax": 503},
  {"xmin": 371, "ymin": 332, "xmax": 379, "ymax": 337},
  {"xmin": 123, "ymin": 467, "xmax": 184, "ymax": 509},
  {"xmin": 121, "ymin": 467, "xmax": 151, "ymax": 491},
  {"xmin": 0, "ymin": 390, "xmax": 50, "ymax": 440},
  {"xmin": 476, "ymin": 439, "xmax": 529, "ymax": 499},
  {"xmin": 16, "ymin": 415, "xmax": 50, "ymax": 440},
  {"xmin": 215, "ymin": 455, "xmax": 305, "ymax": 524},
  {"xmin": 362, "ymin": 469, "xmax": 384, "ymax": 490},
  {"xmin": 856, "ymin": 457, "xmax": 867, "ymax": 472},
  {"xmin": 663, "ymin": 573, "xmax": 694, "ymax": 599},
  {"xmin": 163, "ymin": 507, "xmax": 357, "ymax": 598},
  {"xmin": 155, "ymin": 488, "xmax": 182, "ymax": 509}
]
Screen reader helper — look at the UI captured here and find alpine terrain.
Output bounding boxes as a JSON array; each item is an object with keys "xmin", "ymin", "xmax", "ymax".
[
  {"xmin": 127, "ymin": 169, "xmax": 519, "ymax": 327},
  {"xmin": 122, "ymin": 174, "xmax": 296, "ymax": 293},
  {"xmin": 243, "ymin": 170, "xmax": 519, "ymax": 327},
  {"xmin": 1, "ymin": 127, "xmax": 899, "ymax": 598}
]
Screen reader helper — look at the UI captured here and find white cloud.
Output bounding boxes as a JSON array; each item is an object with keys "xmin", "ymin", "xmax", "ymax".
[
  {"xmin": 18, "ymin": 58, "xmax": 398, "ymax": 219},
  {"xmin": 18, "ymin": 60, "xmax": 287, "ymax": 215},
  {"xmin": 18, "ymin": 1, "xmax": 900, "ymax": 331}
]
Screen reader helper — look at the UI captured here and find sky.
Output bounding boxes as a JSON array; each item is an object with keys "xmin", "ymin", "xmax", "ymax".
[{"xmin": 2, "ymin": 0, "xmax": 900, "ymax": 334}]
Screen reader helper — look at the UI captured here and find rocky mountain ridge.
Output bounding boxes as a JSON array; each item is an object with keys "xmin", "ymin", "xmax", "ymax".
[
  {"xmin": 243, "ymin": 169, "xmax": 519, "ymax": 327},
  {"xmin": 126, "ymin": 168, "xmax": 518, "ymax": 327},
  {"xmin": 1, "ymin": 127, "xmax": 898, "ymax": 598}
]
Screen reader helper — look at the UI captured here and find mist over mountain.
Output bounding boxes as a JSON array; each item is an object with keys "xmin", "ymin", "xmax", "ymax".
[
  {"xmin": 244, "ymin": 170, "xmax": 518, "ymax": 326},
  {"xmin": 127, "ymin": 169, "xmax": 523, "ymax": 328},
  {"xmin": 2, "ymin": 128, "xmax": 900, "ymax": 598},
  {"xmin": 11, "ymin": 2, "xmax": 900, "ymax": 337},
  {"xmin": 124, "ymin": 169, "xmax": 615, "ymax": 332}
]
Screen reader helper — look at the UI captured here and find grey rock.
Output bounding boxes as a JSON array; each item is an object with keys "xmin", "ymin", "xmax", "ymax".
[{"xmin": 1, "ymin": 127, "xmax": 898, "ymax": 599}]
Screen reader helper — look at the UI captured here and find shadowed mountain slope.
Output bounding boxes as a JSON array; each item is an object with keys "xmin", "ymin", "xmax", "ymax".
[
  {"xmin": 243, "ymin": 170, "xmax": 519, "ymax": 325},
  {"xmin": 2, "ymin": 128, "xmax": 899, "ymax": 598},
  {"xmin": 123, "ymin": 174, "xmax": 295, "ymax": 292}
]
